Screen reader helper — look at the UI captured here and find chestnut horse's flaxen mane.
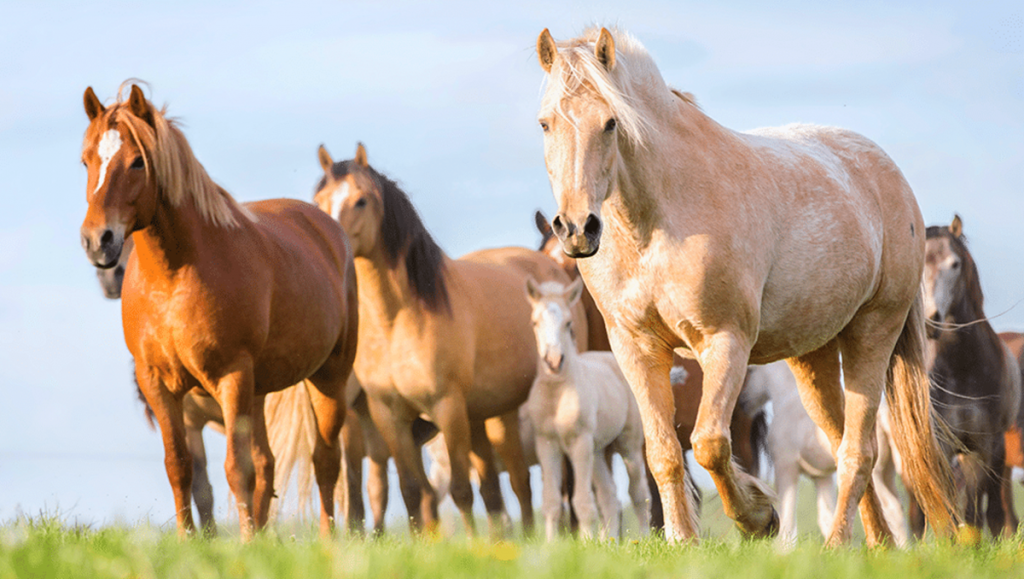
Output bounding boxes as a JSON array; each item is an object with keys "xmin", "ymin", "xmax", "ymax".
[{"xmin": 87, "ymin": 82, "xmax": 248, "ymax": 228}]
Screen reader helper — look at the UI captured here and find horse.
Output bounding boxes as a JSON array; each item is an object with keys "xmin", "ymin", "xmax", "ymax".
[
  {"xmin": 526, "ymin": 277, "xmax": 650, "ymax": 540},
  {"xmin": 913, "ymin": 216, "xmax": 1022, "ymax": 541},
  {"xmin": 534, "ymin": 210, "xmax": 765, "ymax": 529},
  {"xmin": 997, "ymin": 332, "xmax": 1024, "ymax": 532},
  {"xmin": 314, "ymin": 142, "xmax": 582, "ymax": 536},
  {"xmin": 739, "ymin": 362, "xmax": 909, "ymax": 547},
  {"xmin": 534, "ymin": 27, "xmax": 957, "ymax": 545},
  {"xmin": 79, "ymin": 83, "xmax": 358, "ymax": 539}
]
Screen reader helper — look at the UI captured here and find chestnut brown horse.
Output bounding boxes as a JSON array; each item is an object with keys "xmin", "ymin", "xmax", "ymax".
[
  {"xmin": 314, "ymin": 143, "xmax": 582, "ymax": 536},
  {"xmin": 536, "ymin": 27, "xmax": 956, "ymax": 545},
  {"xmin": 917, "ymin": 217, "xmax": 1021, "ymax": 541},
  {"xmin": 997, "ymin": 331, "xmax": 1024, "ymax": 533},
  {"xmin": 79, "ymin": 83, "xmax": 358, "ymax": 539}
]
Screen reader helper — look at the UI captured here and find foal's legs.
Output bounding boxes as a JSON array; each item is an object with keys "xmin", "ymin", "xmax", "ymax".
[
  {"xmin": 567, "ymin": 434, "xmax": 598, "ymax": 539},
  {"xmin": 536, "ymin": 435, "xmax": 565, "ymax": 540},
  {"xmin": 609, "ymin": 332, "xmax": 699, "ymax": 542},
  {"xmin": 591, "ymin": 446, "xmax": 620, "ymax": 539}
]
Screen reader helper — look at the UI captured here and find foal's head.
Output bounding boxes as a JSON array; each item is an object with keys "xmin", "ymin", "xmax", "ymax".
[
  {"xmin": 79, "ymin": 84, "xmax": 159, "ymax": 268},
  {"xmin": 526, "ymin": 277, "xmax": 584, "ymax": 374},
  {"xmin": 923, "ymin": 214, "xmax": 983, "ymax": 326}
]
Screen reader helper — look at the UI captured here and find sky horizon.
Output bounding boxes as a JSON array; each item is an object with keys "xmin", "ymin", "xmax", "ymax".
[{"xmin": 1, "ymin": 1, "xmax": 1021, "ymax": 529}]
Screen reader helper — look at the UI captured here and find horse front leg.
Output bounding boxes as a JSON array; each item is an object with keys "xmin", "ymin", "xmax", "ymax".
[
  {"xmin": 535, "ymin": 435, "xmax": 565, "ymax": 541},
  {"xmin": 469, "ymin": 420, "xmax": 510, "ymax": 539},
  {"xmin": 182, "ymin": 396, "xmax": 216, "ymax": 536},
  {"xmin": 368, "ymin": 396, "xmax": 437, "ymax": 533},
  {"xmin": 691, "ymin": 331, "xmax": 779, "ymax": 538},
  {"xmin": 140, "ymin": 367, "xmax": 196, "ymax": 538},
  {"xmin": 340, "ymin": 406, "xmax": 366, "ymax": 534},
  {"xmin": 609, "ymin": 331, "xmax": 699, "ymax": 542},
  {"xmin": 432, "ymin": 396, "xmax": 478, "ymax": 537}
]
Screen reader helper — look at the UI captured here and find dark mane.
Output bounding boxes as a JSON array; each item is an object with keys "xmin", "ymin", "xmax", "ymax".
[
  {"xmin": 319, "ymin": 161, "xmax": 450, "ymax": 313},
  {"xmin": 926, "ymin": 225, "xmax": 984, "ymax": 318}
]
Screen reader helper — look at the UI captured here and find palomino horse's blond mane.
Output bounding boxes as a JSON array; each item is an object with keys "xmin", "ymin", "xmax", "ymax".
[
  {"xmin": 540, "ymin": 27, "xmax": 681, "ymax": 148},
  {"xmin": 95, "ymin": 81, "xmax": 248, "ymax": 228}
]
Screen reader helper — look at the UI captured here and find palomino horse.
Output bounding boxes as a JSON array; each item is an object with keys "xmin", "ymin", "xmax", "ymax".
[
  {"xmin": 997, "ymin": 332, "xmax": 1024, "ymax": 533},
  {"xmin": 535, "ymin": 28, "xmax": 956, "ymax": 545},
  {"xmin": 526, "ymin": 278, "xmax": 650, "ymax": 540},
  {"xmin": 79, "ymin": 84, "xmax": 358, "ymax": 538},
  {"xmin": 739, "ymin": 362, "xmax": 909, "ymax": 547},
  {"xmin": 915, "ymin": 216, "xmax": 1022, "ymax": 540},
  {"xmin": 314, "ymin": 143, "xmax": 582, "ymax": 536}
]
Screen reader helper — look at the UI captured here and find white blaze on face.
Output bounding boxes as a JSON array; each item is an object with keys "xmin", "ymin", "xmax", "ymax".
[
  {"xmin": 330, "ymin": 181, "xmax": 351, "ymax": 220},
  {"xmin": 95, "ymin": 129, "xmax": 123, "ymax": 194}
]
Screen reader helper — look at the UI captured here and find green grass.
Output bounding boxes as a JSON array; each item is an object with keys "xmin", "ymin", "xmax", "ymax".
[
  {"xmin": 3, "ymin": 481, "xmax": 1024, "ymax": 578},
  {"xmin": 1, "ymin": 514, "xmax": 1023, "ymax": 579}
]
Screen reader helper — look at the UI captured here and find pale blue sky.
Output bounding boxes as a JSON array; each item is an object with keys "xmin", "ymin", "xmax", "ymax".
[{"xmin": 0, "ymin": 1, "xmax": 1021, "ymax": 528}]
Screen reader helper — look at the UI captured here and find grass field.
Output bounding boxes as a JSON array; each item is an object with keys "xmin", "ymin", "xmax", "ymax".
[
  {"xmin": 1, "ymin": 515, "xmax": 1023, "ymax": 579},
  {"xmin": 4, "ymin": 478, "xmax": 1024, "ymax": 579}
]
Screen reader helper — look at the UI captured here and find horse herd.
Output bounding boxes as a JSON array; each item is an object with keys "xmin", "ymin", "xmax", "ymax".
[{"xmin": 78, "ymin": 27, "xmax": 1023, "ymax": 547}]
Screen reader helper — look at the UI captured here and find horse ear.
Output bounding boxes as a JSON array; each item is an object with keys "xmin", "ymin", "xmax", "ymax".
[
  {"xmin": 537, "ymin": 29, "xmax": 557, "ymax": 73},
  {"xmin": 128, "ymin": 84, "xmax": 155, "ymax": 128},
  {"xmin": 535, "ymin": 210, "xmax": 552, "ymax": 237},
  {"xmin": 595, "ymin": 28, "xmax": 616, "ymax": 71},
  {"xmin": 84, "ymin": 87, "xmax": 105, "ymax": 121},
  {"xmin": 526, "ymin": 277, "xmax": 542, "ymax": 302},
  {"xmin": 318, "ymin": 144, "xmax": 334, "ymax": 174},
  {"xmin": 949, "ymin": 214, "xmax": 963, "ymax": 238},
  {"xmin": 354, "ymin": 142, "xmax": 368, "ymax": 167},
  {"xmin": 565, "ymin": 278, "xmax": 584, "ymax": 307}
]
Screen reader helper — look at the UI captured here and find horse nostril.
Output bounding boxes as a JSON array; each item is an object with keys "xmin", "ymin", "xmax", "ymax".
[
  {"xmin": 584, "ymin": 214, "xmax": 602, "ymax": 237},
  {"xmin": 81, "ymin": 233, "xmax": 91, "ymax": 251},
  {"xmin": 100, "ymin": 229, "xmax": 114, "ymax": 246},
  {"xmin": 551, "ymin": 215, "xmax": 566, "ymax": 235}
]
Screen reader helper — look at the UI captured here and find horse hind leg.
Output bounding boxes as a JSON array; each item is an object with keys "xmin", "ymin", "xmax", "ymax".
[
  {"xmin": 182, "ymin": 399, "xmax": 216, "ymax": 536},
  {"xmin": 340, "ymin": 406, "xmax": 366, "ymax": 534},
  {"xmin": 469, "ymin": 420, "xmax": 511, "ymax": 539},
  {"xmin": 368, "ymin": 396, "xmax": 437, "ymax": 532},
  {"xmin": 487, "ymin": 411, "xmax": 535, "ymax": 536},
  {"xmin": 619, "ymin": 441, "xmax": 652, "ymax": 536},
  {"xmin": 305, "ymin": 366, "xmax": 349, "ymax": 538},
  {"xmin": 591, "ymin": 446, "xmax": 620, "ymax": 540}
]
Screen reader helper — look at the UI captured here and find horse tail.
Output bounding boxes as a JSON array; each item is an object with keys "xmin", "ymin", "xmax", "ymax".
[
  {"xmin": 263, "ymin": 381, "xmax": 318, "ymax": 522},
  {"xmin": 885, "ymin": 293, "xmax": 959, "ymax": 535},
  {"xmin": 131, "ymin": 359, "xmax": 157, "ymax": 430},
  {"xmin": 749, "ymin": 409, "xmax": 771, "ymax": 478}
]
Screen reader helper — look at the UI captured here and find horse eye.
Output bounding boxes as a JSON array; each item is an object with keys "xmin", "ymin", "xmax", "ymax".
[
  {"xmin": 354, "ymin": 197, "xmax": 367, "ymax": 209},
  {"xmin": 604, "ymin": 118, "xmax": 617, "ymax": 132},
  {"xmin": 130, "ymin": 156, "xmax": 144, "ymax": 169},
  {"xmin": 539, "ymin": 121, "xmax": 550, "ymax": 132},
  {"xmin": 951, "ymin": 261, "xmax": 960, "ymax": 270}
]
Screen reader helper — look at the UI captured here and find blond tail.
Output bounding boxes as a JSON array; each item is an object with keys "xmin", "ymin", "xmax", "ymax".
[
  {"xmin": 884, "ymin": 294, "xmax": 959, "ymax": 536},
  {"xmin": 264, "ymin": 381, "xmax": 318, "ymax": 523}
]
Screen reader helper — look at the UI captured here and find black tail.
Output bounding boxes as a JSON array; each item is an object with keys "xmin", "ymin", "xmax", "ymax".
[{"xmin": 131, "ymin": 359, "xmax": 156, "ymax": 430}]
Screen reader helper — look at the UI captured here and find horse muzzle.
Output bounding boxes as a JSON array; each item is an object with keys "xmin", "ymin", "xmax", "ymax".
[
  {"xmin": 552, "ymin": 212, "xmax": 602, "ymax": 258},
  {"xmin": 81, "ymin": 227, "xmax": 124, "ymax": 269}
]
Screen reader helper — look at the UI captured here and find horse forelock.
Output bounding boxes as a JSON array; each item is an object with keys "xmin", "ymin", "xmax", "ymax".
[
  {"xmin": 89, "ymin": 84, "xmax": 247, "ymax": 229},
  {"xmin": 540, "ymin": 27, "xmax": 663, "ymax": 148}
]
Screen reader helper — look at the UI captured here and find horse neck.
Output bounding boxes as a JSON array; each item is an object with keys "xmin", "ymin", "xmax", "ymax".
[
  {"xmin": 132, "ymin": 194, "xmax": 210, "ymax": 277},
  {"xmin": 609, "ymin": 100, "xmax": 737, "ymax": 236},
  {"xmin": 353, "ymin": 246, "xmax": 450, "ymax": 322}
]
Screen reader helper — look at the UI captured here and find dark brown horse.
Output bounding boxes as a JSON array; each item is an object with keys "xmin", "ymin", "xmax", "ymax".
[
  {"xmin": 913, "ymin": 216, "xmax": 1022, "ymax": 541},
  {"xmin": 79, "ymin": 83, "xmax": 358, "ymax": 538}
]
